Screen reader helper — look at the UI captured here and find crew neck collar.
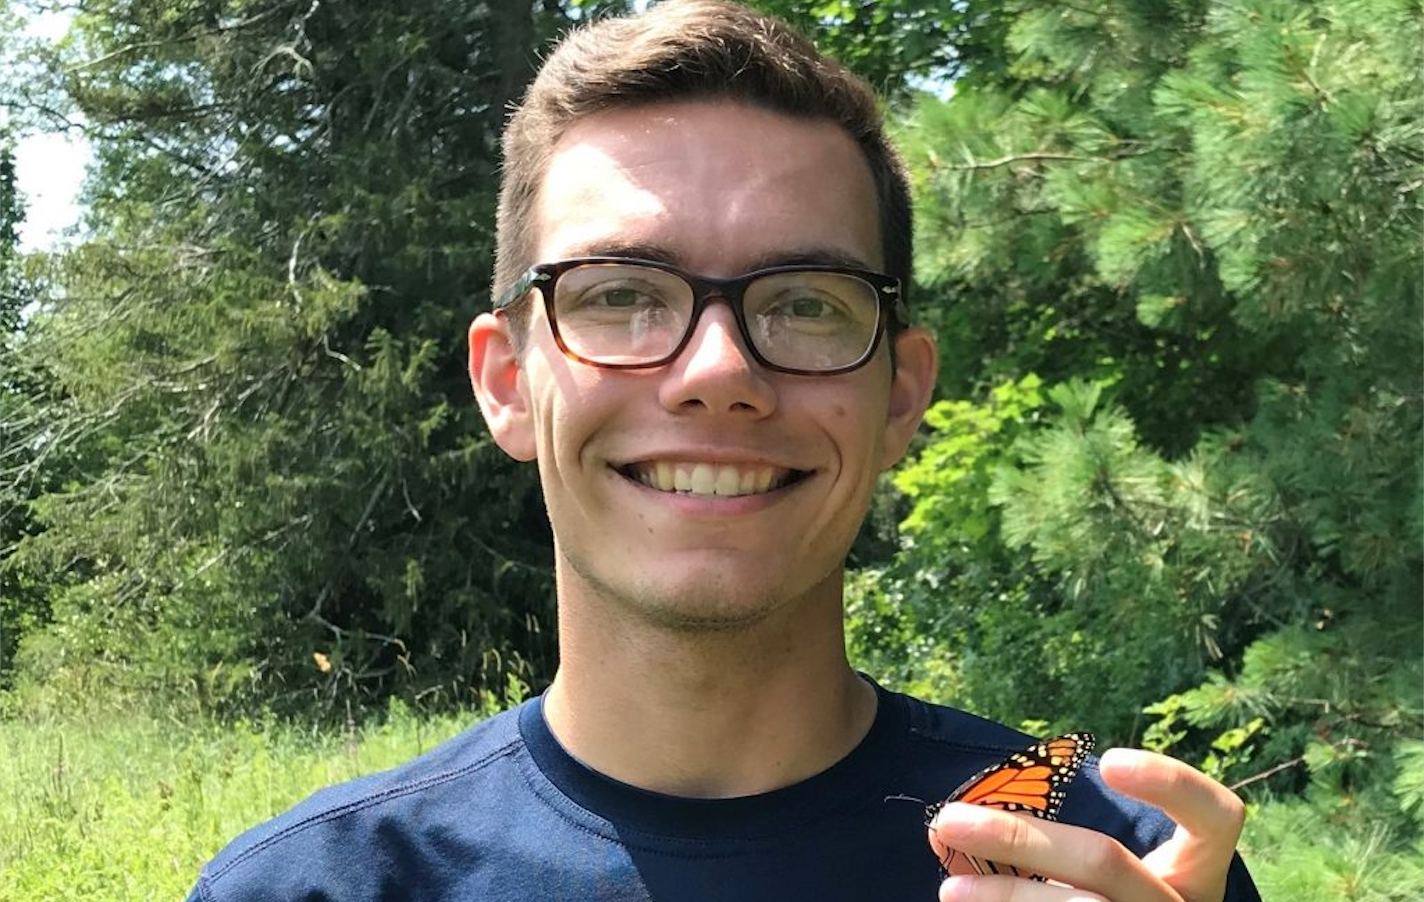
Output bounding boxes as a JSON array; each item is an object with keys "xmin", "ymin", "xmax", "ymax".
[{"xmin": 517, "ymin": 677, "xmax": 908, "ymax": 841}]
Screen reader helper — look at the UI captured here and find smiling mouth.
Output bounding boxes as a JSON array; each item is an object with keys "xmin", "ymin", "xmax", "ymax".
[{"xmin": 617, "ymin": 461, "xmax": 808, "ymax": 497}]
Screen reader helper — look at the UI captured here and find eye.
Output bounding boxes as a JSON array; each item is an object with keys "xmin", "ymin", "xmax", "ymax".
[
  {"xmin": 567, "ymin": 281, "xmax": 668, "ymax": 315},
  {"xmin": 789, "ymin": 296, "xmax": 832, "ymax": 318},
  {"xmin": 769, "ymin": 291, "xmax": 850, "ymax": 322},
  {"xmin": 592, "ymin": 287, "xmax": 650, "ymax": 309}
]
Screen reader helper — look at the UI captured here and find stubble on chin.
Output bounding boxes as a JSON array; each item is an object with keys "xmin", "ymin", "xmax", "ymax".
[{"xmin": 562, "ymin": 549, "xmax": 840, "ymax": 636}]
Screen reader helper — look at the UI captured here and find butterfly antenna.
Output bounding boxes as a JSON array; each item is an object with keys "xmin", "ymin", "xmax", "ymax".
[{"xmin": 883, "ymin": 793, "xmax": 928, "ymax": 805}]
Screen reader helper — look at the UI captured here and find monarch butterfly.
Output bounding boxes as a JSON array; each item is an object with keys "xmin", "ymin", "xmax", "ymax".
[{"xmin": 925, "ymin": 732, "xmax": 1095, "ymax": 881}]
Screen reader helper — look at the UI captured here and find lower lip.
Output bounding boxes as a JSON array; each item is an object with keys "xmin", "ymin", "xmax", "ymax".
[{"xmin": 616, "ymin": 469, "xmax": 798, "ymax": 515}]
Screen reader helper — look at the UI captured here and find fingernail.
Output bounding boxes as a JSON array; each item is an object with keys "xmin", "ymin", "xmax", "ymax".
[
  {"xmin": 939, "ymin": 876, "xmax": 975, "ymax": 902},
  {"xmin": 931, "ymin": 801, "xmax": 992, "ymax": 830}
]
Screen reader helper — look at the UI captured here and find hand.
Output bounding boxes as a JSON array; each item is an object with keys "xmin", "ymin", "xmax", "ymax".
[{"xmin": 929, "ymin": 747, "xmax": 1245, "ymax": 902}]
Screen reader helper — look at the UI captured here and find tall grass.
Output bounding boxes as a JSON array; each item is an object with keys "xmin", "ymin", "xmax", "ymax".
[
  {"xmin": 0, "ymin": 701, "xmax": 475, "ymax": 902},
  {"xmin": 8, "ymin": 693, "xmax": 1417, "ymax": 902}
]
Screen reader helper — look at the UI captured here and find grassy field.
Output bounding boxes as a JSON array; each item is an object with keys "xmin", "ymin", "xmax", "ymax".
[
  {"xmin": 0, "ymin": 702, "xmax": 475, "ymax": 902},
  {"xmin": 4, "ymin": 698, "xmax": 1419, "ymax": 901}
]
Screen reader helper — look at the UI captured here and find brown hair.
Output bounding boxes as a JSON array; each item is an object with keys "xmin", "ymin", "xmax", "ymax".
[{"xmin": 493, "ymin": 0, "xmax": 912, "ymax": 343}]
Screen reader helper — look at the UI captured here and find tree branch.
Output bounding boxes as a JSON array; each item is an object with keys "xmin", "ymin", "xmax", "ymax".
[
  {"xmin": 1228, "ymin": 755, "xmax": 1305, "ymax": 792},
  {"xmin": 949, "ymin": 152, "xmax": 1103, "ymax": 171},
  {"xmin": 948, "ymin": 147, "xmax": 1160, "ymax": 172},
  {"xmin": 64, "ymin": 7, "xmax": 291, "ymax": 74}
]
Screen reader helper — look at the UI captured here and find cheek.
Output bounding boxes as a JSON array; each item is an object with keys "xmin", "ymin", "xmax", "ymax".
[
  {"xmin": 526, "ymin": 357, "xmax": 590, "ymax": 447},
  {"xmin": 531, "ymin": 368, "xmax": 634, "ymax": 470},
  {"xmin": 827, "ymin": 389, "xmax": 890, "ymax": 466}
]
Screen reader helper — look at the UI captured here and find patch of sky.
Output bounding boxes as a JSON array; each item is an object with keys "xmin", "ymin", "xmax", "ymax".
[{"xmin": 7, "ymin": 3, "xmax": 89, "ymax": 251}]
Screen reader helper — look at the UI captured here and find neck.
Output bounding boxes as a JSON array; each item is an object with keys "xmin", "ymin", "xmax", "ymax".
[{"xmin": 543, "ymin": 568, "xmax": 877, "ymax": 799}]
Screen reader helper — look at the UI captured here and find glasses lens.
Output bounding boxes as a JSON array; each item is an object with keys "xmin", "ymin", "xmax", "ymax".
[
  {"xmin": 552, "ymin": 264, "xmax": 694, "ymax": 365},
  {"xmin": 548, "ymin": 263, "xmax": 885, "ymax": 372},
  {"xmin": 743, "ymin": 271, "xmax": 881, "ymax": 371}
]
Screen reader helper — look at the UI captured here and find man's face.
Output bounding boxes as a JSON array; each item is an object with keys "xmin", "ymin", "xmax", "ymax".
[{"xmin": 473, "ymin": 101, "xmax": 934, "ymax": 631}]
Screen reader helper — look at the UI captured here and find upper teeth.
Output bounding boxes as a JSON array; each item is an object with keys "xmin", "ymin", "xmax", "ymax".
[{"xmin": 631, "ymin": 462, "xmax": 785, "ymax": 497}]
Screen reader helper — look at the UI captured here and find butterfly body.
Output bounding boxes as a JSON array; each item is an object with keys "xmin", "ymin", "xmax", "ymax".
[{"xmin": 925, "ymin": 732, "xmax": 1095, "ymax": 881}]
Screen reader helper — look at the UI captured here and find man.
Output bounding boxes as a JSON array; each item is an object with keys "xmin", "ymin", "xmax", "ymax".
[{"xmin": 186, "ymin": 3, "xmax": 1259, "ymax": 900}]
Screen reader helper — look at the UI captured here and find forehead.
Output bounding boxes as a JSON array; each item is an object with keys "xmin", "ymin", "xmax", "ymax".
[{"xmin": 534, "ymin": 101, "xmax": 882, "ymax": 274}]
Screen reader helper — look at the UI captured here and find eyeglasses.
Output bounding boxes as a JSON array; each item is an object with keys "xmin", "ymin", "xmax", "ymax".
[{"xmin": 493, "ymin": 257, "xmax": 905, "ymax": 376}]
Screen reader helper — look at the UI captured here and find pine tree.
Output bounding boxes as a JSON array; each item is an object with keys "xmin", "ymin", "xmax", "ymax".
[
  {"xmin": 0, "ymin": 133, "xmax": 43, "ymax": 686},
  {"xmin": 854, "ymin": 1, "xmax": 1422, "ymax": 897},
  {"xmin": 5, "ymin": 0, "xmax": 569, "ymax": 713}
]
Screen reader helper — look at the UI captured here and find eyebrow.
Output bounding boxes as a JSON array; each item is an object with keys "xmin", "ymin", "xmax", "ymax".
[
  {"xmin": 553, "ymin": 241, "xmax": 677, "ymax": 264},
  {"xmin": 745, "ymin": 248, "xmax": 876, "ymax": 272},
  {"xmin": 555, "ymin": 242, "xmax": 877, "ymax": 273}
]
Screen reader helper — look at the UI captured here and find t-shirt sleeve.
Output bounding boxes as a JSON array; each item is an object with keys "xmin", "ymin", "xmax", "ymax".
[{"xmin": 1223, "ymin": 852, "xmax": 1262, "ymax": 902}]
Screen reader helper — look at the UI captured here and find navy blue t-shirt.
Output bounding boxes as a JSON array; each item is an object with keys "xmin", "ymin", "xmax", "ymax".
[{"xmin": 186, "ymin": 682, "xmax": 1259, "ymax": 901}]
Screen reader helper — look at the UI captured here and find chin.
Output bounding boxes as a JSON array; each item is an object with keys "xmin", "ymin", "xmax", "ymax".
[
  {"xmin": 601, "ymin": 567, "xmax": 850, "ymax": 640},
  {"xmin": 570, "ymin": 560, "xmax": 784, "ymax": 634},
  {"xmin": 627, "ymin": 580, "xmax": 791, "ymax": 634}
]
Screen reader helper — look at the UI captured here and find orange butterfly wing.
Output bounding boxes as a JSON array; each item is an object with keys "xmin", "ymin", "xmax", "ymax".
[{"xmin": 926, "ymin": 732, "xmax": 1095, "ymax": 881}]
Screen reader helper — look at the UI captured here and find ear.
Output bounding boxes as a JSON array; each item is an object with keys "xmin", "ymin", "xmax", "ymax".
[
  {"xmin": 468, "ymin": 312, "xmax": 537, "ymax": 462},
  {"xmin": 879, "ymin": 326, "xmax": 938, "ymax": 471}
]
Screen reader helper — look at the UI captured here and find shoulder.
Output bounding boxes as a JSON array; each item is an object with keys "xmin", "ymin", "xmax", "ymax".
[
  {"xmin": 189, "ymin": 702, "xmax": 530, "ymax": 902},
  {"xmin": 882, "ymin": 689, "xmax": 1178, "ymax": 856}
]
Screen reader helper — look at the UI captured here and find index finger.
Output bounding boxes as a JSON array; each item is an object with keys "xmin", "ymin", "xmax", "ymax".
[{"xmin": 1099, "ymin": 748, "xmax": 1245, "ymax": 841}]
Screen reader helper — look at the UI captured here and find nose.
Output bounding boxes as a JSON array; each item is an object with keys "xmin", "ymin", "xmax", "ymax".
[{"xmin": 658, "ymin": 300, "xmax": 777, "ymax": 417}]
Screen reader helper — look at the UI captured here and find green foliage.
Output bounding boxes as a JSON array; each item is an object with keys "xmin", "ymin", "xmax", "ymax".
[
  {"xmin": 1241, "ymin": 797, "xmax": 1424, "ymax": 902},
  {"xmin": 2, "ymin": 0, "xmax": 567, "ymax": 714},
  {"xmin": 896, "ymin": 373, "xmax": 1045, "ymax": 552},
  {"xmin": 851, "ymin": 0, "xmax": 1421, "ymax": 892},
  {"xmin": 745, "ymin": 0, "xmax": 1009, "ymax": 97},
  {"xmin": 0, "ymin": 133, "xmax": 38, "ymax": 683},
  {"xmin": 1393, "ymin": 741, "xmax": 1424, "ymax": 826},
  {"xmin": 859, "ymin": 377, "xmax": 1286, "ymax": 737}
]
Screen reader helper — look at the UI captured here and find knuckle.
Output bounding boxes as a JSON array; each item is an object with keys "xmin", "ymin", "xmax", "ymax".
[
  {"xmin": 1002, "ymin": 812, "xmax": 1036, "ymax": 854},
  {"xmin": 1221, "ymin": 788, "xmax": 1247, "ymax": 835},
  {"xmin": 1082, "ymin": 834, "xmax": 1133, "ymax": 879},
  {"xmin": 1002, "ymin": 876, "xmax": 1040, "ymax": 902}
]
